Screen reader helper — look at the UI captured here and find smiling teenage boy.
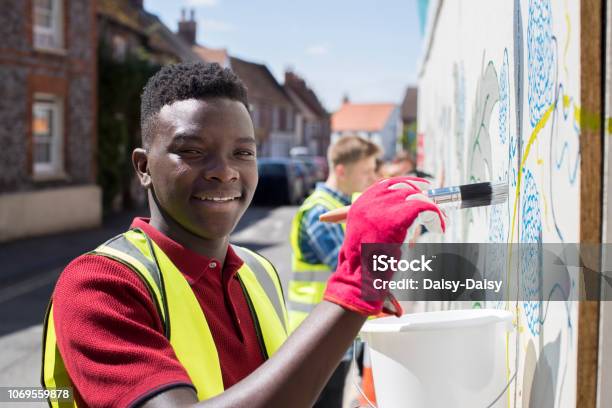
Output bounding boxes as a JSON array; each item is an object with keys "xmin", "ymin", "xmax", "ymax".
[{"xmin": 42, "ymin": 62, "xmax": 446, "ymax": 408}]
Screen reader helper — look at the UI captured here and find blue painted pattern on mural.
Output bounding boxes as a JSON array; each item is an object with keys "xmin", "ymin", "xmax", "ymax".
[
  {"xmin": 527, "ymin": 0, "xmax": 555, "ymax": 127},
  {"xmin": 487, "ymin": 203, "xmax": 508, "ymax": 309},
  {"xmin": 499, "ymin": 49, "xmax": 510, "ymax": 145},
  {"xmin": 509, "ymin": 131, "xmax": 519, "ymax": 188},
  {"xmin": 520, "ymin": 169, "xmax": 543, "ymax": 336}
]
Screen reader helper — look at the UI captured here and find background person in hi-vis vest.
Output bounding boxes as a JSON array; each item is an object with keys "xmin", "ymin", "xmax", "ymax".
[
  {"xmin": 288, "ymin": 135, "xmax": 380, "ymax": 407},
  {"xmin": 41, "ymin": 62, "xmax": 446, "ymax": 408}
]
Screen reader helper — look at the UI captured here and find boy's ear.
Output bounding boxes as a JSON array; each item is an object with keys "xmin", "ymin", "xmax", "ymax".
[
  {"xmin": 133, "ymin": 148, "xmax": 152, "ymax": 189},
  {"xmin": 335, "ymin": 164, "xmax": 345, "ymax": 178}
]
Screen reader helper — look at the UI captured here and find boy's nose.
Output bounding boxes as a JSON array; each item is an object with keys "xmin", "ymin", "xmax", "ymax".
[{"xmin": 203, "ymin": 157, "xmax": 239, "ymax": 182}]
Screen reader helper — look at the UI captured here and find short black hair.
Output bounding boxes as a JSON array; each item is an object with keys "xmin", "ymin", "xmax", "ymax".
[{"xmin": 140, "ymin": 62, "xmax": 249, "ymax": 147}]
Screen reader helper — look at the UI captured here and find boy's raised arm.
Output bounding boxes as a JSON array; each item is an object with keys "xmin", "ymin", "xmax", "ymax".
[
  {"xmin": 142, "ymin": 176, "xmax": 446, "ymax": 407},
  {"xmin": 142, "ymin": 302, "xmax": 364, "ymax": 407}
]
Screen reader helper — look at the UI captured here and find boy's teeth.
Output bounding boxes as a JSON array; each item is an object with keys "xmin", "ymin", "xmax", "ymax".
[{"xmin": 198, "ymin": 196, "xmax": 237, "ymax": 201}]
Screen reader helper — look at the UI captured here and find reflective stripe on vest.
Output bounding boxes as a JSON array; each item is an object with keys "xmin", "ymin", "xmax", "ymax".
[
  {"xmin": 41, "ymin": 229, "xmax": 288, "ymax": 405},
  {"xmin": 288, "ymin": 189, "xmax": 346, "ymax": 332}
]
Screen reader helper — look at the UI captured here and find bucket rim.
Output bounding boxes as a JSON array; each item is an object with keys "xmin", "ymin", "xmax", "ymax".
[{"xmin": 360, "ymin": 309, "xmax": 513, "ymax": 333}]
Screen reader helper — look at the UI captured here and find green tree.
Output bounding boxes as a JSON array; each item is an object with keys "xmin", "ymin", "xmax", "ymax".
[
  {"xmin": 97, "ymin": 40, "xmax": 160, "ymax": 212},
  {"xmin": 401, "ymin": 121, "xmax": 418, "ymax": 156}
]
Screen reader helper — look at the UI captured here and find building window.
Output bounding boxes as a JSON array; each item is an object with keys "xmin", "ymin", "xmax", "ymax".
[
  {"xmin": 279, "ymin": 107, "xmax": 286, "ymax": 130},
  {"xmin": 33, "ymin": 0, "xmax": 64, "ymax": 50},
  {"xmin": 112, "ymin": 35, "xmax": 127, "ymax": 61},
  {"xmin": 272, "ymin": 106, "xmax": 280, "ymax": 131},
  {"xmin": 32, "ymin": 95, "xmax": 64, "ymax": 177},
  {"xmin": 286, "ymin": 109, "xmax": 293, "ymax": 131},
  {"xmin": 250, "ymin": 103, "xmax": 260, "ymax": 128}
]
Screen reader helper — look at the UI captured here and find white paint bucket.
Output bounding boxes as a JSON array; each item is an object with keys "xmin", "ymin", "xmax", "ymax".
[{"xmin": 359, "ymin": 309, "xmax": 513, "ymax": 408}]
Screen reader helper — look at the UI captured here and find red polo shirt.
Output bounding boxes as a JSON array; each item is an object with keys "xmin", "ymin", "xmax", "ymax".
[{"xmin": 52, "ymin": 218, "xmax": 266, "ymax": 407}]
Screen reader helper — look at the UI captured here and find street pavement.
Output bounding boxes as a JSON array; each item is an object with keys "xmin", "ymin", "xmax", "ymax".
[{"xmin": 0, "ymin": 205, "xmax": 297, "ymax": 398}]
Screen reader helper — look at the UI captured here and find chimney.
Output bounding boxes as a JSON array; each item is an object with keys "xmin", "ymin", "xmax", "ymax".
[
  {"xmin": 285, "ymin": 69, "xmax": 296, "ymax": 85},
  {"xmin": 342, "ymin": 94, "xmax": 350, "ymax": 105},
  {"xmin": 129, "ymin": 0, "xmax": 144, "ymax": 9},
  {"xmin": 178, "ymin": 8, "xmax": 197, "ymax": 45},
  {"xmin": 284, "ymin": 69, "xmax": 308, "ymax": 92}
]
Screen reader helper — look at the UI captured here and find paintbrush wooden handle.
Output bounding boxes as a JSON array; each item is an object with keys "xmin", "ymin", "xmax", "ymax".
[{"xmin": 319, "ymin": 206, "xmax": 350, "ymax": 223}]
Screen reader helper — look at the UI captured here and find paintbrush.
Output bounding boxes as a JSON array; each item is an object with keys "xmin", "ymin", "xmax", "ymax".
[{"xmin": 319, "ymin": 181, "xmax": 508, "ymax": 223}]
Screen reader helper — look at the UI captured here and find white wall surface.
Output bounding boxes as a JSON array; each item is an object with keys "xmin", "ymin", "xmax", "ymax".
[
  {"xmin": 417, "ymin": 0, "xmax": 582, "ymax": 406},
  {"xmin": 0, "ymin": 185, "xmax": 102, "ymax": 242}
]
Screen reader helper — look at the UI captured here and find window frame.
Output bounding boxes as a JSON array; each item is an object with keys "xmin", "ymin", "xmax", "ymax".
[
  {"xmin": 33, "ymin": 0, "xmax": 65, "ymax": 51},
  {"xmin": 272, "ymin": 106, "xmax": 280, "ymax": 131},
  {"xmin": 250, "ymin": 103, "xmax": 261, "ymax": 128},
  {"xmin": 32, "ymin": 94, "xmax": 65, "ymax": 178}
]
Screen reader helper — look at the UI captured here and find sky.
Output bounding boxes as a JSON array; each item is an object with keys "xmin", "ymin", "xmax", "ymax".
[{"xmin": 145, "ymin": 0, "xmax": 425, "ymax": 112}]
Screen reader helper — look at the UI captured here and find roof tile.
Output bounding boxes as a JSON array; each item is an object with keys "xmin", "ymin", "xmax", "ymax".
[{"xmin": 332, "ymin": 103, "xmax": 397, "ymax": 132}]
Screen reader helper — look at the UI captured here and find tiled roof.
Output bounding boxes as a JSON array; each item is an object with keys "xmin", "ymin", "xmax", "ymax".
[
  {"xmin": 229, "ymin": 57, "xmax": 293, "ymax": 107},
  {"xmin": 98, "ymin": 0, "xmax": 143, "ymax": 33},
  {"xmin": 193, "ymin": 45, "xmax": 229, "ymax": 66},
  {"xmin": 144, "ymin": 12, "xmax": 200, "ymax": 62},
  {"xmin": 332, "ymin": 103, "xmax": 397, "ymax": 132}
]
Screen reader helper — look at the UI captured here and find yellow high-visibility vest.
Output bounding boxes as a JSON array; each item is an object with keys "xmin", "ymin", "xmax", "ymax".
[
  {"xmin": 41, "ymin": 228, "xmax": 288, "ymax": 407},
  {"xmin": 288, "ymin": 189, "xmax": 346, "ymax": 332}
]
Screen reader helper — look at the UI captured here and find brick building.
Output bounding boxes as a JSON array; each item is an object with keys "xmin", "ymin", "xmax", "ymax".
[
  {"xmin": 284, "ymin": 70, "xmax": 330, "ymax": 157},
  {"xmin": 0, "ymin": 0, "xmax": 100, "ymax": 242},
  {"xmin": 229, "ymin": 57, "xmax": 296, "ymax": 157}
]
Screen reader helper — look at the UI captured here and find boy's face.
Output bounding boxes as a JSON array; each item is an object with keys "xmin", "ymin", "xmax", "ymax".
[{"xmin": 142, "ymin": 97, "xmax": 257, "ymax": 240}]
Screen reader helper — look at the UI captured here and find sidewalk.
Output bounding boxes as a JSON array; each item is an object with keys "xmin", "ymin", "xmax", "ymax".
[
  {"xmin": 0, "ymin": 209, "xmax": 144, "ymax": 288},
  {"xmin": 0, "ymin": 208, "xmax": 145, "ymax": 336}
]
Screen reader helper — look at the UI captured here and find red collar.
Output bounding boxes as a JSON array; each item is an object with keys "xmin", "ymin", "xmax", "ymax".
[{"xmin": 129, "ymin": 218, "xmax": 244, "ymax": 285}]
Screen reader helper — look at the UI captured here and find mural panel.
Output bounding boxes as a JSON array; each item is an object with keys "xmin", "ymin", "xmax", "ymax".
[{"xmin": 417, "ymin": 0, "xmax": 581, "ymax": 406}]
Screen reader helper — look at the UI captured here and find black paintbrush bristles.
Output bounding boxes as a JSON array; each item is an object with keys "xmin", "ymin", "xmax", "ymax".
[
  {"xmin": 459, "ymin": 182, "xmax": 493, "ymax": 208},
  {"xmin": 458, "ymin": 181, "xmax": 508, "ymax": 208},
  {"xmin": 427, "ymin": 181, "xmax": 509, "ymax": 209}
]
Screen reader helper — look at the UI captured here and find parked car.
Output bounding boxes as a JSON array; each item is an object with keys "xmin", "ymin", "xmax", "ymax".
[
  {"xmin": 293, "ymin": 159, "xmax": 317, "ymax": 194},
  {"xmin": 293, "ymin": 155, "xmax": 328, "ymax": 184},
  {"xmin": 310, "ymin": 156, "xmax": 329, "ymax": 181},
  {"xmin": 293, "ymin": 155, "xmax": 328, "ymax": 191},
  {"xmin": 254, "ymin": 158, "xmax": 305, "ymax": 205},
  {"xmin": 291, "ymin": 161, "xmax": 312, "ymax": 198}
]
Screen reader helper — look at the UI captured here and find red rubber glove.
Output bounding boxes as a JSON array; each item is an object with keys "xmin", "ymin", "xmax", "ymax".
[{"xmin": 323, "ymin": 176, "xmax": 446, "ymax": 317}]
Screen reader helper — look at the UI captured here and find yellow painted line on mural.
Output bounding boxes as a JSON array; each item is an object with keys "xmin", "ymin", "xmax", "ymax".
[
  {"xmin": 508, "ymin": 104, "xmax": 555, "ymax": 243},
  {"xmin": 499, "ymin": 76, "xmax": 612, "ymax": 404},
  {"xmin": 563, "ymin": 94, "xmax": 571, "ymax": 110},
  {"xmin": 504, "ymin": 104, "xmax": 555, "ymax": 408}
]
